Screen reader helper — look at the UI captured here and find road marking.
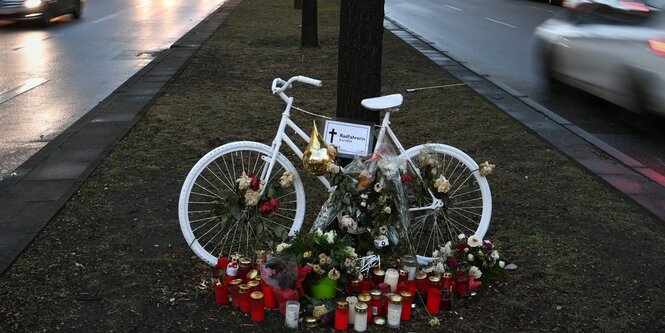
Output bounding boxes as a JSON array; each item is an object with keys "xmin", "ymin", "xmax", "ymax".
[
  {"xmin": 485, "ymin": 17, "xmax": 516, "ymax": 29},
  {"xmin": 445, "ymin": 4, "xmax": 463, "ymax": 11},
  {"xmin": 529, "ymin": 6, "xmax": 555, "ymax": 13},
  {"xmin": 92, "ymin": 13, "xmax": 119, "ymax": 24},
  {"xmin": 11, "ymin": 34, "xmax": 62, "ymax": 51},
  {"xmin": 0, "ymin": 78, "xmax": 48, "ymax": 106}
]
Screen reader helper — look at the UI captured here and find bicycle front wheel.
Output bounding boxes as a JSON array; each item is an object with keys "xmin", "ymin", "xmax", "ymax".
[
  {"xmin": 178, "ymin": 141, "xmax": 306, "ymax": 266},
  {"xmin": 402, "ymin": 144, "xmax": 492, "ymax": 263}
]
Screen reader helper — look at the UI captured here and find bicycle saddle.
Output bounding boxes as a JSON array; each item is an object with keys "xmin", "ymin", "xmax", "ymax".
[{"xmin": 361, "ymin": 94, "xmax": 403, "ymax": 111}]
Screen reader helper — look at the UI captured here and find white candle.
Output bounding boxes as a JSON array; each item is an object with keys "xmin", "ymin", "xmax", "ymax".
[
  {"xmin": 384, "ymin": 268, "xmax": 399, "ymax": 292},
  {"xmin": 285, "ymin": 301, "xmax": 300, "ymax": 329},
  {"xmin": 354, "ymin": 302, "xmax": 368, "ymax": 332},
  {"xmin": 346, "ymin": 296, "xmax": 358, "ymax": 325}
]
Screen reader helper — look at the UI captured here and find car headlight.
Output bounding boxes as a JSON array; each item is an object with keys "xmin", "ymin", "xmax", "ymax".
[{"xmin": 24, "ymin": 0, "xmax": 44, "ymax": 9}]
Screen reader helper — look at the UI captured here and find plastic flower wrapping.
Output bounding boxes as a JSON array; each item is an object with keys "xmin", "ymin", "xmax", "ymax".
[{"xmin": 310, "ymin": 134, "xmax": 410, "ymax": 250}]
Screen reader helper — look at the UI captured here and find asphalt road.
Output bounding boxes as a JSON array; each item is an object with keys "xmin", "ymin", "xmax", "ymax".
[
  {"xmin": 385, "ymin": 0, "xmax": 665, "ymax": 178},
  {"xmin": 0, "ymin": 0, "xmax": 226, "ymax": 181}
]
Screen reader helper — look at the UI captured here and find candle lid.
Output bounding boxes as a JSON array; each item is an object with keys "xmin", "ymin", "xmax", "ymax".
[
  {"xmin": 304, "ymin": 316, "xmax": 318, "ymax": 328},
  {"xmin": 389, "ymin": 294, "xmax": 403, "ymax": 305},
  {"xmin": 239, "ymin": 257, "xmax": 252, "ymax": 266},
  {"xmin": 246, "ymin": 269, "xmax": 258, "ymax": 280},
  {"xmin": 373, "ymin": 268, "xmax": 385, "ymax": 276},
  {"xmin": 230, "ymin": 278, "xmax": 243, "ymax": 286},
  {"xmin": 354, "ymin": 302, "xmax": 368, "ymax": 313},
  {"xmin": 399, "ymin": 291, "xmax": 413, "ymax": 299},
  {"xmin": 370, "ymin": 289, "xmax": 382, "ymax": 298},
  {"xmin": 336, "ymin": 300, "xmax": 349, "ymax": 309},
  {"xmin": 357, "ymin": 293, "xmax": 371, "ymax": 302},
  {"xmin": 428, "ymin": 275, "xmax": 441, "ymax": 283},
  {"xmin": 254, "ymin": 276, "xmax": 262, "ymax": 282},
  {"xmin": 239, "ymin": 284, "xmax": 251, "ymax": 292},
  {"xmin": 247, "ymin": 280, "xmax": 260, "ymax": 288},
  {"xmin": 443, "ymin": 272, "xmax": 453, "ymax": 278},
  {"xmin": 350, "ymin": 279, "xmax": 360, "ymax": 285},
  {"xmin": 415, "ymin": 272, "xmax": 428, "ymax": 280},
  {"xmin": 373, "ymin": 317, "xmax": 386, "ymax": 326},
  {"xmin": 250, "ymin": 291, "xmax": 264, "ymax": 300},
  {"xmin": 398, "ymin": 269, "xmax": 408, "ymax": 276}
]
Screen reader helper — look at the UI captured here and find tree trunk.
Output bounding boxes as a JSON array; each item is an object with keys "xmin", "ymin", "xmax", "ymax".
[
  {"xmin": 294, "ymin": 0, "xmax": 302, "ymax": 9},
  {"xmin": 336, "ymin": 0, "xmax": 384, "ymax": 124},
  {"xmin": 301, "ymin": 0, "xmax": 318, "ymax": 47}
]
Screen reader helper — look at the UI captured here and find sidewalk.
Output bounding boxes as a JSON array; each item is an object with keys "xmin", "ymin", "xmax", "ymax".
[{"xmin": 1, "ymin": 0, "xmax": 664, "ymax": 331}]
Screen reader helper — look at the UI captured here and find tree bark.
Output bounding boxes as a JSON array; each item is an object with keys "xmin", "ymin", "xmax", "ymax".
[
  {"xmin": 336, "ymin": 0, "xmax": 384, "ymax": 124},
  {"xmin": 301, "ymin": 0, "xmax": 318, "ymax": 47},
  {"xmin": 294, "ymin": 0, "xmax": 302, "ymax": 9}
]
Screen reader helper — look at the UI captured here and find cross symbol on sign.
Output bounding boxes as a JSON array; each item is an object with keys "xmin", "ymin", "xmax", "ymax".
[{"xmin": 328, "ymin": 128, "xmax": 337, "ymax": 142}]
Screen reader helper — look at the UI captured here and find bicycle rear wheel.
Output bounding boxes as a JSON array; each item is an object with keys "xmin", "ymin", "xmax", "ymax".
[
  {"xmin": 401, "ymin": 144, "xmax": 492, "ymax": 263},
  {"xmin": 178, "ymin": 141, "xmax": 306, "ymax": 266}
]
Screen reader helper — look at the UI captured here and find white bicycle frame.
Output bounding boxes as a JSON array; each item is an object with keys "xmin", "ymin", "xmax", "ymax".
[{"xmin": 265, "ymin": 76, "xmax": 443, "ymax": 212}]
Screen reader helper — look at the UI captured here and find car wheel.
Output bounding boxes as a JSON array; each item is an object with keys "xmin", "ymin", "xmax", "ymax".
[
  {"xmin": 73, "ymin": 1, "xmax": 82, "ymax": 19},
  {"xmin": 40, "ymin": 11, "xmax": 52, "ymax": 27}
]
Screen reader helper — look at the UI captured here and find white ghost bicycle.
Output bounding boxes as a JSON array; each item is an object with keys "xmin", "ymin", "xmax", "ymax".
[{"xmin": 178, "ymin": 75, "xmax": 492, "ymax": 266}]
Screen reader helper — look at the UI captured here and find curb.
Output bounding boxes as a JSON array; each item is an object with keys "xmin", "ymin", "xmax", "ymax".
[
  {"xmin": 0, "ymin": 0, "xmax": 242, "ymax": 276},
  {"xmin": 384, "ymin": 16, "xmax": 665, "ymax": 221}
]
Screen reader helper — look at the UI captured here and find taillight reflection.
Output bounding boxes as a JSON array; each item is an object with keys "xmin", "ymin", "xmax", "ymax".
[{"xmin": 649, "ymin": 40, "xmax": 665, "ymax": 57}]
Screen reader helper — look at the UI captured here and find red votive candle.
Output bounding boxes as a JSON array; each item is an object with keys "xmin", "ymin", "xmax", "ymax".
[
  {"xmin": 359, "ymin": 279, "xmax": 373, "ymax": 293},
  {"xmin": 371, "ymin": 269, "xmax": 385, "ymax": 287},
  {"xmin": 441, "ymin": 272, "xmax": 454, "ymax": 291},
  {"xmin": 399, "ymin": 291, "xmax": 413, "ymax": 321},
  {"xmin": 377, "ymin": 283, "xmax": 391, "ymax": 295},
  {"xmin": 455, "ymin": 272, "xmax": 469, "ymax": 297},
  {"xmin": 405, "ymin": 280, "xmax": 417, "ymax": 296},
  {"xmin": 426, "ymin": 287, "xmax": 441, "ymax": 315},
  {"xmin": 398, "ymin": 269, "xmax": 408, "ymax": 284},
  {"xmin": 239, "ymin": 284, "xmax": 251, "ymax": 313},
  {"xmin": 441, "ymin": 290, "xmax": 452, "ymax": 311},
  {"xmin": 370, "ymin": 289, "xmax": 383, "ymax": 317},
  {"xmin": 348, "ymin": 279, "xmax": 361, "ymax": 295},
  {"xmin": 229, "ymin": 278, "xmax": 242, "ymax": 308},
  {"xmin": 261, "ymin": 281, "xmax": 277, "ymax": 309},
  {"xmin": 335, "ymin": 300, "xmax": 349, "ymax": 331},
  {"xmin": 250, "ymin": 291, "xmax": 265, "ymax": 322},
  {"xmin": 215, "ymin": 279, "xmax": 229, "ymax": 305},
  {"xmin": 415, "ymin": 272, "xmax": 428, "ymax": 295}
]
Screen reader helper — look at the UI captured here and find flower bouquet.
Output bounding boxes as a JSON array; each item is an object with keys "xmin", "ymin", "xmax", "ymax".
[
  {"xmin": 426, "ymin": 233, "xmax": 505, "ymax": 293},
  {"xmin": 271, "ymin": 229, "xmax": 360, "ymax": 300}
]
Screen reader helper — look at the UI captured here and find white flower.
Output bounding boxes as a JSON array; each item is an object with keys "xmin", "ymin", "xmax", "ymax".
[
  {"xmin": 469, "ymin": 266, "xmax": 483, "ymax": 279},
  {"xmin": 491, "ymin": 250, "xmax": 500, "ymax": 260},
  {"xmin": 236, "ymin": 171, "xmax": 252, "ymax": 190},
  {"xmin": 324, "ymin": 230, "xmax": 336, "ymax": 244},
  {"xmin": 464, "ymin": 247, "xmax": 469, "ymax": 253},
  {"xmin": 374, "ymin": 182, "xmax": 383, "ymax": 192},
  {"xmin": 479, "ymin": 161, "xmax": 495, "ymax": 177},
  {"xmin": 360, "ymin": 194, "xmax": 368, "ymax": 200},
  {"xmin": 467, "ymin": 234, "xmax": 483, "ymax": 248},
  {"xmin": 432, "ymin": 250, "xmax": 440, "ymax": 258},
  {"xmin": 276, "ymin": 242, "xmax": 291, "ymax": 253},
  {"xmin": 434, "ymin": 262, "xmax": 446, "ymax": 275},
  {"xmin": 467, "ymin": 254, "xmax": 475, "ymax": 261},
  {"xmin": 458, "ymin": 233, "xmax": 466, "ymax": 240},
  {"xmin": 244, "ymin": 189, "xmax": 260, "ymax": 206},
  {"xmin": 344, "ymin": 246, "xmax": 358, "ymax": 258},
  {"xmin": 499, "ymin": 260, "xmax": 505, "ymax": 269},
  {"xmin": 326, "ymin": 162, "xmax": 341, "ymax": 175},
  {"xmin": 360, "ymin": 201, "xmax": 367, "ymax": 207},
  {"xmin": 312, "ymin": 304, "xmax": 327, "ymax": 318},
  {"xmin": 434, "ymin": 175, "xmax": 451, "ymax": 193},
  {"xmin": 327, "ymin": 144, "xmax": 339, "ymax": 158},
  {"xmin": 383, "ymin": 206, "xmax": 391, "ymax": 214},
  {"xmin": 328, "ymin": 267, "xmax": 341, "ymax": 280},
  {"xmin": 430, "ymin": 167, "xmax": 438, "ymax": 177},
  {"xmin": 340, "ymin": 215, "xmax": 357, "ymax": 231},
  {"xmin": 442, "ymin": 241, "xmax": 453, "ymax": 256},
  {"xmin": 315, "ymin": 228, "xmax": 323, "ymax": 237},
  {"xmin": 279, "ymin": 171, "xmax": 294, "ymax": 188}
]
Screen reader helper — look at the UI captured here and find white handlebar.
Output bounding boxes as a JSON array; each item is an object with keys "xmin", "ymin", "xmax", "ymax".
[{"xmin": 272, "ymin": 75, "xmax": 322, "ymax": 94}]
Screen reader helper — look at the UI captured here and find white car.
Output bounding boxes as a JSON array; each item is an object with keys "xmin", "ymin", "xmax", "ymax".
[{"xmin": 534, "ymin": 0, "xmax": 665, "ymax": 116}]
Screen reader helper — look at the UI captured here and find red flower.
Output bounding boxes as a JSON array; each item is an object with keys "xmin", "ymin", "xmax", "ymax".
[
  {"xmin": 456, "ymin": 242, "xmax": 467, "ymax": 251},
  {"xmin": 400, "ymin": 174, "xmax": 413, "ymax": 185},
  {"xmin": 250, "ymin": 176, "xmax": 261, "ymax": 191},
  {"xmin": 446, "ymin": 256, "xmax": 459, "ymax": 269},
  {"xmin": 483, "ymin": 240, "xmax": 493, "ymax": 250},
  {"xmin": 295, "ymin": 265, "xmax": 313, "ymax": 296},
  {"xmin": 259, "ymin": 198, "xmax": 280, "ymax": 214}
]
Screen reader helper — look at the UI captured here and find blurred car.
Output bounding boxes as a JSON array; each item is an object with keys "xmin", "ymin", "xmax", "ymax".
[
  {"xmin": 0, "ymin": 0, "xmax": 83, "ymax": 26},
  {"xmin": 534, "ymin": 0, "xmax": 665, "ymax": 116}
]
